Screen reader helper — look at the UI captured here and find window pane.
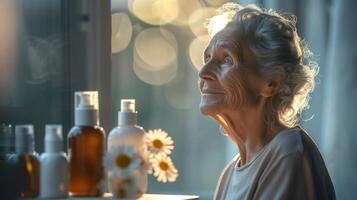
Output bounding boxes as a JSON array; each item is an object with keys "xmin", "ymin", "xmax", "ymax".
[{"xmin": 0, "ymin": 0, "xmax": 70, "ymax": 152}]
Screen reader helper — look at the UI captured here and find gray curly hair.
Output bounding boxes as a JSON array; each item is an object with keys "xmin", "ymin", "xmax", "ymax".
[{"xmin": 206, "ymin": 3, "xmax": 318, "ymax": 128}]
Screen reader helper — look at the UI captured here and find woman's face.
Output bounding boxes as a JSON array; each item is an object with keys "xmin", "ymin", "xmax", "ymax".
[{"xmin": 199, "ymin": 26, "xmax": 263, "ymax": 116}]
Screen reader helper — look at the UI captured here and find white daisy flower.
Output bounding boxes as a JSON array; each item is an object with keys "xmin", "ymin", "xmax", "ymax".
[
  {"xmin": 145, "ymin": 129, "xmax": 174, "ymax": 157},
  {"xmin": 104, "ymin": 145, "xmax": 141, "ymax": 174},
  {"xmin": 152, "ymin": 154, "xmax": 178, "ymax": 183},
  {"xmin": 109, "ymin": 172, "xmax": 139, "ymax": 198}
]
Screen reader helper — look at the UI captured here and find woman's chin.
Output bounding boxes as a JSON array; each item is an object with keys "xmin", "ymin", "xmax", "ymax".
[
  {"xmin": 199, "ymin": 101, "xmax": 221, "ymax": 116},
  {"xmin": 199, "ymin": 94, "xmax": 226, "ymax": 115}
]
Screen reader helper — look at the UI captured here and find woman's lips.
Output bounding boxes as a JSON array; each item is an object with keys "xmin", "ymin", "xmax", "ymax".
[
  {"xmin": 199, "ymin": 81, "xmax": 225, "ymax": 95},
  {"xmin": 201, "ymin": 89, "xmax": 225, "ymax": 95}
]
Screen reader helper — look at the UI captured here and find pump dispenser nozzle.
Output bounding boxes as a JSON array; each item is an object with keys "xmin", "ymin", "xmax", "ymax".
[
  {"xmin": 45, "ymin": 125, "xmax": 63, "ymax": 153},
  {"xmin": 79, "ymin": 94, "xmax": 92, "ymax": 107},
  {"xmin": 15, "ymin": 124, "xmax": 34, "ymax": 154},
  {"xmin": 121, "ymin": 99, "xmax": 135, "ymax": 112},
  {"xmin": 75, "ymin": 91, "xmax": 98, "ymax": 109},
  {"xmin": 118, "ymin": 99, "xmax": 137, "ymax": 126},
  {"xmin": 74, "ymin": 91, "xmax": 99, "ymax": 126}
]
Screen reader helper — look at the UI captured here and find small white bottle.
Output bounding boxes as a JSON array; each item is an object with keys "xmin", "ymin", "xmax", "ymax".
[
  {"xmin": 108, "ymin": 99, "xmax": 147, "ymax": 197},
  {"xmin": 40, "ymin": 125, "xmax": 68, "ymax": 198}
]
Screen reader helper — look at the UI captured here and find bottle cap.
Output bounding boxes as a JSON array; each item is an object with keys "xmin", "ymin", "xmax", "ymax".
[
  {"xmin": 118, "ymin": 99, "xmax": 137, "ymax": 126},
  {"xmin": 74, "ymin": 91, "xmax": 99, "ymax": 126},
  {"xmin": 15, "ymin": 124, "xmax": 34, "ymax": 154},
  {"xmin": 45, "ymin": 125, "xmax": 63, "ymax": 153}
]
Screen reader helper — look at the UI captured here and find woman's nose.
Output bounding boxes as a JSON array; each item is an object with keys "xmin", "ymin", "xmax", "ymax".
[{"xmin": 199, "ymin": 62, "xmax": 216, "ymax": 81}]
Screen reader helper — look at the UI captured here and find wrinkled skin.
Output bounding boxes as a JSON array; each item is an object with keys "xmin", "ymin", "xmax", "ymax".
[
  {"xmin": 199, "ymin": 26, "xmax": 262, "ymax": 116},
  {"xmin": 198, "ymin": 25, "xmax": 286, "ymax": 164}
]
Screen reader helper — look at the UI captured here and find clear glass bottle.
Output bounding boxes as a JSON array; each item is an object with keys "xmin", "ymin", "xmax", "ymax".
[
  {"xmin": 68, "ymin": 91, "xmax": 106, "ymax": 197},
  {"xmin": 0, "ymin": 124, "xmax": 17, "ymax": 199},
  {"xmin": 13, "ymin": 124, "xmax": 40, "ymax": 198}
]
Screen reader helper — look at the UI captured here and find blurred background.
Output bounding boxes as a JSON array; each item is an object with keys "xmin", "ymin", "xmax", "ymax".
[{"xmin": 0, "ymin": 0, "xmax": 356, "ymax": 199}]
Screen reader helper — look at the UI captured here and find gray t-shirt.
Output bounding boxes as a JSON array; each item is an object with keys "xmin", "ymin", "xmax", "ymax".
[{"xmin": 214, "ymin": 126, "xmax": 335, "ymax": 200}]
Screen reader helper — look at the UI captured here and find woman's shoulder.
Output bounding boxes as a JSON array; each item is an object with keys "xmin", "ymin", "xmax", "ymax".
[
  {"xmin": 265, "ymin": 126, "xmax": 318, "ymax": 161},
  {"xmin": 259, "ymin": 127, "xmax": 335, "ymax": 199}
]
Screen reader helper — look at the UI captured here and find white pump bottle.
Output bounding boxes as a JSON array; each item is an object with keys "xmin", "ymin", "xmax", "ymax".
[
  {"xmin": 107, "ymin": 99, "xmax": 147, "ymax": 197},
  {"xmin": 40, "ymin": 125, "xmax": 68, "ymax": 198}
]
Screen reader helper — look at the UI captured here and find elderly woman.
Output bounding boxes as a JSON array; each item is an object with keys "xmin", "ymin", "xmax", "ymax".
[{"xmin": 198, "ymin": 3, "xmax": 335, "ymax": 200}]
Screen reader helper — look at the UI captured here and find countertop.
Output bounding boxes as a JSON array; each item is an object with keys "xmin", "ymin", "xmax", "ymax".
[{"xmin": 26, "ymin": 193, "xmax": 199, "ymax": 200}]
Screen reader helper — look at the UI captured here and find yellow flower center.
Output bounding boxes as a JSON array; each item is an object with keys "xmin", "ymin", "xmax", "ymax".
[
  {"xmin": 153, "ymin": 139, "xmax": 164, "ymax": 149},
  {"xmin": 159, "ymin": 161, "xmax": 170, "ymax": 171},
  {"xmin": 116, "ymin": 187, "xmax": 127, "ymax": 198},
  {"xmin": 115, "ymin": 153, "xmax": 131, "ymax": 169}
]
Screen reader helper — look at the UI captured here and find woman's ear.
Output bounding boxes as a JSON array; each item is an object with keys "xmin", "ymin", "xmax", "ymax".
[{"xmin": 260, "ymin": 78, "xmax": 282, "ymax": 97}]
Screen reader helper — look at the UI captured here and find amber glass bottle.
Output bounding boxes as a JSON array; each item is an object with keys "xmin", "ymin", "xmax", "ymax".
[
  {"xmin": 14, "ymin": 125, "xmax": 40, "ymax": 198},
  {"xmin": 68, "ymin": 91, "xmax": 106, "ymax": 197},
  {"xmin": 14, "ymin": 153, "xmax": 40, "ymax": 197},
  {"xmin": 68, "ymin": 126, "xmax": 105, "ymax": 196}
]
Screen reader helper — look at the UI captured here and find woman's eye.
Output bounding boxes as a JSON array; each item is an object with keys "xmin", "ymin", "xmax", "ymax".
[{"xmin": 223, "ymin": 56, "xmax": 233, "ymax": 65}]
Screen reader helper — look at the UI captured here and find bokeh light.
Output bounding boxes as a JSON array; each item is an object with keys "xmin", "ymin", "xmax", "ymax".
[
  {"xmin": 133, "ymin": 28, "xmax": 178, "ymax": 85},
  {"xmin": 188, "ymin": 38, "xmax": 209, "ymax": 71},
  {"xmin": 204, "ymin": 0, "xmax": 229, "ymax": 7},
  {"xmin": 164, "ymin": 72, "xmax": 197, "ymax": 110},
  {"xmin": 128, "ymin": 0, "xmax": 179, "ymax": 25},
  {"xmin": 188, "ymin": 7, "xmax": 217, "ymax": 42},
  {"xmin": 133, "ymin": 52, "xmax": 178, "ymax": 86},
  {"xmin": 170, "ymin": 0, "xmax": 203, "ymax": 26},
  {"xmin": 134, "ymin": 28, "xmax": 178, "ymax": 71},
  {"xmin": 111, "ymin": 12, "xmax": 132, "ymax": 54}
]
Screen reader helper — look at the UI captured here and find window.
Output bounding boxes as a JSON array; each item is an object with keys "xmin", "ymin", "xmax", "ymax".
[{"xmin": 0, "ymin": 0, "xmax": 111, "ymax": 149}]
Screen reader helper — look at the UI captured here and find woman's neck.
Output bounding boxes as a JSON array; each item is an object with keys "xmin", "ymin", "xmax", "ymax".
[{"xmin": 213, "ymin": 107, "xmax": 286, "ymax": 165}]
